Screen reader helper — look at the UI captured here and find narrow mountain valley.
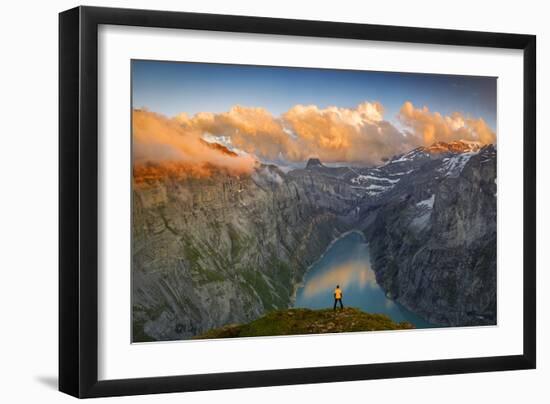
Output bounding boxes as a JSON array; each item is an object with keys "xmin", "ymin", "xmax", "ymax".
[{"xmin": 132, "ymin": 140, "xmax": 497, "ymax": 341}]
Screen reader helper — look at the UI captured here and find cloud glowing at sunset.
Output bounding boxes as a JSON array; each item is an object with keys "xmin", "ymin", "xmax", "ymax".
[
  {"xmin": 133, "ymin": 100, "xmax": 496, "ymax": 178},
  {"xmin": 398, "ymin": 101, "xmax": 496, "ymax": 145},
  {"xmin": 132, "ymin": 109, "xmax": 257, "ymax": 180}
]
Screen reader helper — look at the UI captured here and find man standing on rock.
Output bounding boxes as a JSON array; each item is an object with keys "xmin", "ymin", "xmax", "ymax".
[{"xmin": 333, "ymin": 285, "xmax": 344, "ymax": 310}]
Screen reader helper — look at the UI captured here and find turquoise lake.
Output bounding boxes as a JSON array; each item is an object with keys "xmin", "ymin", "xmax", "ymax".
[{"xmin": 294, "ymin": 231, "xmax": 433, "ymax": 328}]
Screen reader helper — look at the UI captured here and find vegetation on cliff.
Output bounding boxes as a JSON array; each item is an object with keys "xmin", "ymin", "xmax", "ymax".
[{"xmin": 194, "ymin": 307, "xmax": 413, "ymax": 339}]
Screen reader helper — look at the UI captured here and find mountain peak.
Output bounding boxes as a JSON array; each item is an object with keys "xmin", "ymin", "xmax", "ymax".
[
  {"xmin": 424, "ymin": 140, "xmax": 482, "ymax": 154},
  {"xmin": 384, "ymin": 140, "xmax": 485, "ymax": 166},
  {"xmin": 200, "ymin": 139, "xmax": 238, "ymax": 156},
  {"xmin": 306, "ymin": 158, "xmax": 325, "ymax": 169}
]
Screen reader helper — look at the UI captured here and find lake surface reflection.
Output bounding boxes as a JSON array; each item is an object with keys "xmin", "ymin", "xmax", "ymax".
[{"xmin": 294, "ymin": 231, "xmax": 432, "ymax": 328}]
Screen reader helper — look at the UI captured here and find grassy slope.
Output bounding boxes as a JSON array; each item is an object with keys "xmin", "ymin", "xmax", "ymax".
[{"xmin": 194, "ymin": 307, "xmax": 414, "ymax": 339}]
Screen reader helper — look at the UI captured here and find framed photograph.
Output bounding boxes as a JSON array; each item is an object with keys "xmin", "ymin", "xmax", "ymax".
[{"xmin": 59, "ymin": 6, "xmax": 536, "ymax": 398}]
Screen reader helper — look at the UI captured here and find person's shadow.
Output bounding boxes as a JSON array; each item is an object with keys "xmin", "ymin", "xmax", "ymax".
[{"xmin": 35, "ymin": 375, "xmax": 58, "ymax": 390}]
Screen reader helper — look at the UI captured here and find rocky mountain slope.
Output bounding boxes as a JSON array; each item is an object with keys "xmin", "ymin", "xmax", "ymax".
[
  {"xmin": 363, "ymin": 143, "xmax": 497, "ymax": 326},
  {"xmin": 132, "ymin": 140, "xmax": 496, "ymax": 341},
  {"xmin": 132, "ymin": 163, "xmax": 359, "ymax": 341}
]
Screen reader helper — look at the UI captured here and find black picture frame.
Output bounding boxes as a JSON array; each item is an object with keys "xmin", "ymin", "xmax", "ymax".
[{"xmin": 59, "ymin": 5, "xmax": 536, "ymax": 398}]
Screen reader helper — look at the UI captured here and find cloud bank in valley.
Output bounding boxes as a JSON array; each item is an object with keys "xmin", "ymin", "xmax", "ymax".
[
  {"xmin": 133, "ymin": 101, "xmax": 496, "ymax": 175},
  {"xmin": 133, "ymin": 110, "xmax": 257, "ymax": 177}
]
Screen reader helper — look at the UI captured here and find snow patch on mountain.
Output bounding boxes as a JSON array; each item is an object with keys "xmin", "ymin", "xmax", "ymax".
[
  {"xmin": 389, "ymin": 169, "xmax": 415, "ymax": 176},
  {"xmin": 416, "ymin": 194, "xmax": 435, "ymax": 209},
  {"xmin": 390, "ymin": 148, "xmax": 429, "ymax": 164},
  {"xmin": 351, "ymin": 174, "xmax": 400, "ymax": 185},
  {"xmin": 350, "ymin": 182, "xmax": 395, "ymax": 196},
  {"xmin": 438, "ymin": 152, "xmax": 478, "ymax": 177}
]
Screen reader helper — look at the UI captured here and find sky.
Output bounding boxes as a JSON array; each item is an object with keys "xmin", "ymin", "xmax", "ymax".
[
  {"xmin": 131, "ymin": 59, "xmax": 497, "ymax": 171},
  {"xmin": 132, "ymin": 60, "xmax": 496, "ymax": 129}
]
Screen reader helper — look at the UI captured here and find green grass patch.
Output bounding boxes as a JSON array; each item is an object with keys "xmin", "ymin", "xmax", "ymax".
[{"xmin": 194, "ymin": 307, "xmax": 414, "ymax": 339}]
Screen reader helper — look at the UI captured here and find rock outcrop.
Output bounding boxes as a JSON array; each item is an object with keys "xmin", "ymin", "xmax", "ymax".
[{"xmin": 305, "ymin": 158, "xmax": 325, "ymax": 169}]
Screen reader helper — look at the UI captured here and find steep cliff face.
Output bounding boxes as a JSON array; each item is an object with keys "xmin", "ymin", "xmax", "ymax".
[
  {"xmin": 133, "ymin": 141, "xmax": 497, "ymax": 341},
  {"xmin": 132, "ymin": 164, "xmax": 357, "ymax": 341},
  {"xmin": 364, "ymin": 144, "xmax": 497, "ymax": 326}
]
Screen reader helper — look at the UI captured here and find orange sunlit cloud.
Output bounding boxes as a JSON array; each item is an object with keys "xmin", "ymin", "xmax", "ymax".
[
  {"xmin": 132, "ymin": 109, "xmax": 257, "ymax": 180},
  {"xmin": 398, "ymin": 101, "xmax": 496, "ymax": 145},
  {"xmin": 175, "ymin": 106, "xmax": 301, "ymax": 161},
  {"xmin": 174, "ymin": 102, "xmax": 420, "ymax": 165},
  {"xmin": 133, "ymin": 101, "xmax": 496, "ymax": 178}
]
